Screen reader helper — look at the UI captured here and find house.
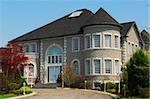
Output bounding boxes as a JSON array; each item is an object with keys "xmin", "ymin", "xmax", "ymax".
[{"xmin": 12, "ymin": 8, "xmax": 143, "ymax": 88}]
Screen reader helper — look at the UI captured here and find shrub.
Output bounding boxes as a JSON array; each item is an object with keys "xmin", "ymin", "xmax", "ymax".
[
  {"xmin": 11, "ymin": 90, "xmax": 23, "ymax": 94},
  {"xmin": 106, "ymin": 82, "xmax": 116, "ymax": 90},
  {"xmin": 138, "ymin": 88, "xmax": 150, "ymax": 98},
  {"xmin": 20, "ymin": 86, "xmax": 31, "ymax": 92},
  {"xmin": 8, "ymin": 83, "xmax": 20, "ymax": 90}
]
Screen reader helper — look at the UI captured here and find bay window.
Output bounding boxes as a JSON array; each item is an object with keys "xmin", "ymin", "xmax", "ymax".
[
  {"xmin": 114, "ymin": 35, "xmax": 119, "ymax": 48},
  {"xmin": 114, "ymin": 60, "xmax": 120, "ymax": 75},
  {"xmin": 85, "ymin": 35, "xmax": 91, "ymax": 48},
  {"xmin": 93, "ymin": 34, "xmax": 100, "ymax": 47},
  {"xmin": 105, "ymin": 59, "xmax": 112, "ymax": 74},
  {"xmin": 94, "ymin": 59, "xmax": 101, "ymax": 74},
  {"xmin": 104, "ymin": 34, "xmax": 111, "ymax": 47}
]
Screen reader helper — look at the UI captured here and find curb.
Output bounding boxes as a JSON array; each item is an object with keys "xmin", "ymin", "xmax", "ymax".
[
  {"xmin": 61, "ymin": 88, "xmax": 118, "ymax": 98},
  {"xmin": 7, "ymin": 92, "xmax": 37, "ymax": 99}
]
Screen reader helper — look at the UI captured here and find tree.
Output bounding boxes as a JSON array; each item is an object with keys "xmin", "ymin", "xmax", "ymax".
[
  {"xmin": 63, "ymin": 65, "xmax": 75, "ymax": 87},
  {"xmin": 0, "ymin": 41, "xmax": 28, "ymax": 91},
  {"xmin": 126, "ymin": 49, "xmax": 149, "ymax": 95}
]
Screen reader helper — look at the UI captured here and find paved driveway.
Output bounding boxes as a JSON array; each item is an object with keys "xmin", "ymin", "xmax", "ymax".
[{"xmin": 22, "ymin": 88, "xmax": 113, "ymax": 99}]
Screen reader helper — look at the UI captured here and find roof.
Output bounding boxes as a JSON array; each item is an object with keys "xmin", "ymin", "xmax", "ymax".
[
  {"xmin": 85, "ymin": 8, "xmax": 120, "ymax": 27},
  {"xmin": 120, "ymin": 22, "xmax": 135, "ymax": 36},
  {"xmin": 12, "ymin": 9, "xmax": 93, "ymax": 42},
  {"xmin": 121, "ymin": 21, "xmax": 144, "ymax": 44},
  {"xmin": 12, "ymin": 8, "xmax": 123, "ymax": 42},
  {"xmin": 141, "ymin": 30, "xmax": 150, "ymax": 43}
]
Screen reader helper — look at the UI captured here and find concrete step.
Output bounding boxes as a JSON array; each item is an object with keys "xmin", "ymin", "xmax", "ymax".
[{"xmin": 33, "ymin": 83, "xmax": 57, "ymax": 89}]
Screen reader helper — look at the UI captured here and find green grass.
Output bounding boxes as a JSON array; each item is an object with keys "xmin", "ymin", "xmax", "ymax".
[{"xmin": 0, "ymin": 93, "xmax": 22, "ymax": 99}]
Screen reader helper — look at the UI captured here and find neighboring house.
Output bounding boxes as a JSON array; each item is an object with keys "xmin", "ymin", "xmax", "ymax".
[
  {"xmin": 12, "ymin": 8, "xmax": 143, "ymax": 88},
  {"xmin": 141, "ymin": 30, "xmax": 150, "ymax": 50}
]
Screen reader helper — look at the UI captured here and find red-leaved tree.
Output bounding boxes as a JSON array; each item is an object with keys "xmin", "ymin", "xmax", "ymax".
[{"xmin": 0, "ymin": 41, "xmax": 28, "ymax": 81}]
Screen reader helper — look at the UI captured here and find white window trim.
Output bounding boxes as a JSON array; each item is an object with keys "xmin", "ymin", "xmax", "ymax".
[
  {"xmin": 103, "ymin": 33, "xmax": 112, "ymax": 48},
  {"xmin": 92, "ymin": 33, "xmax": 102, "ymax": 48},
  {"xmin": 92, "ymin": 58, "xmax": 102, "ymax": 75},
  {"xmin": 72, "ymin": 37, "xmax": 80, "ymax": 52},
  {"xmin": 71, "ymin": 59, "xmax": 80, "ymax": 75},
  {"xmin": 114, "ymin": 34, "xmax": 120, "ymax": 49},
  {"xmin": 114, "ymin": 58, "xmax": 121, "ymax": 75},
  {"xmin": 47, "ymin": 55, "xmax": 62, "ymax": 66},
  {"xmin": 84, "ymin": 34, "xmax": 91, "ymax": 49},
  {"xmin": 85, "ymin": 58, "xmax": 91, "ymax": 75},
  {"xmin": 24, "ymin": 42, "xmax": 37, "ymax": 53},
  {"xmin": 103, "ymin": 58, "xmax": 113, "ymax": 75}
]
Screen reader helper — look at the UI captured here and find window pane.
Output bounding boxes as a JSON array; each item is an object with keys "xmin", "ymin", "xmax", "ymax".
[
  {"xmin": 94, "ymin": 35, "xmax": 100, "ymax": 47},
  {"xmin": 31, "ymin": 44, "xmax": 36, "ymax": 52},
  {"xmin": 73, "ymin": 61, "xmax": 79, "ymax": 75},
  {"xmin": 115, "ymin": 60, "xmax": 119, "ymax": 74},
  {"xmin": 105, "ymin": 59, "xmax": 112, "ymax": 74},
  {"xmin": 94, "ymin": 59, "xmax": 100, "ymax": 74},
  {"xmin": 55, "ymin": 56, "xmax": 58, "ymax": 63},
  {"xmin": 24, "ymin": 45, "xmax": 29, "ymax": 52},
  {"xmin": 73, "ymin": 38, "xmax": 79, "ymax": 51},
  {"xmin": 85, "ymin": 60, "xmax": 90, "ymax": 74},
  {"xmin": 115, "ymin": 36, "xmax": 119, "ymax": 48},
  {"xmin": 48, "ymin": 56, "xmax": 51, "ymax": 63},
  {"xmin": 59, "ymin": 56, "xmax": 62, "ymax": 63},
  {"xmin": 85, "ymin": 36, "xmax": 90, "ymax": 48},
  {"xmin": 52, "ymin": 56, "xmax": 54, "ymax": 63},
  {"xmin": 105, "ymin": 35, "xmax": 111, "ymax": 47}
]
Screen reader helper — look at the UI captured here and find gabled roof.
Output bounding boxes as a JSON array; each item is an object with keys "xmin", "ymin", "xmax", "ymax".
[
  {"xmin": 12, "ymin": 9, "xmax": 93, "ymax": 42},
  {"xmin": 120, "ymin": 22, "xmax": 135, "ymax": 36},
  {"xmin": 85, "ymin": 8, "xmax": 120, "ymax": 27},
  {"xmin": 141, "ymin": 29, "xmax": 150, "ymax": 43},
  {"xmin": 121, "ymin": 21, "xmax": 144, "ymax": 44}
]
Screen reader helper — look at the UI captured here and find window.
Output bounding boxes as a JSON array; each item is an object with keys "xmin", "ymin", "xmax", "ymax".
[
  {"xmin": 28, "ymin": 64, "xmax": 34, "ymax": 77},
  {"xmin": 85, "ymin": 59, "xmax": 91, "ymax": 75},
  {"xmin": 104, "ymin": 34, "xmax": 111, "ymax": 47},
  {"xmin": 115, "ymin": 35, "xmax": 119, "ymax": 48},
  {"xmin": 85, "ymin": 35, "xmax": 91, "ymax": 48},
  {"xmin": 94, "ymin": 59, "xmax": 101, "ymax": 74},
  {"xmin": 128, "ymin": 42, "xmax": 132, "ymax": 54},
  {"xmin": 115, "ymin": 60, "xmax": 120, "ymax": 75},
  {"xmin": 24, "ymin": 43, "xmax": 37, "ymax": 53},
  {"xmin": 105, "ymin": 59, "xmax": 112, "ymax": 74},
  {"xmin": 69, "ymin": 11, "xmax": 83, "ymax": 18},
  {"xmin": 93, "ymin": 34, "xmax": 100, "ymax": 47},
  {"xmin": 72, "ymin": 60, "xmax": 80, "ymax": 75},
  {"xmin": 31, "ymin": 44, "xmax": 36, "ymax": 52},
  {"xmin": 24, "ymin": 45, "xmax": 29, "ymax": 52},
  {"xmin": 48, "ymin": 56, "xmax": 51, "ymax": 63},
  {"xmin": 72, "ymin": 37, "xmax": 80, "ymax": 52}
]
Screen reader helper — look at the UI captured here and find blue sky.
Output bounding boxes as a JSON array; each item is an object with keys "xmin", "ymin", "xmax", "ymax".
[{"xmin": 0, "ymin": 0, "xmax": 149, "ymax": 47}]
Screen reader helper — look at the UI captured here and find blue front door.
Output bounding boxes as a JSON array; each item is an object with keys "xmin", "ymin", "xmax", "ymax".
[{"xmin": 48, "ymin": 66, "xmax": 61, "ymax": 83}]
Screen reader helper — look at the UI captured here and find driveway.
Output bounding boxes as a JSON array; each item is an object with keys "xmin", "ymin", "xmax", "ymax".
[{"xmin": 22, "ymin": 88, "xmax": 113, "ymax": 99}]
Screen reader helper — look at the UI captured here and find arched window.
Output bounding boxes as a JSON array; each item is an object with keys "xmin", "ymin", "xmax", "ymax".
[
  {"xmin": 47, "ymin": 46, "xmax": 62, "ymax": 64},
  {"xmin": 72, "ymin": 60, "xmax": 80, "ymax": 75},
  {"xmin": 28, "ymin": 63, "xmax": 34, "ymax": 77}
]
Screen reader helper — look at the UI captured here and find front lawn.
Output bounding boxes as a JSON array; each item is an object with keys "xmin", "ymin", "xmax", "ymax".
[{"xmin": 0, "ymin": 93, "xmax": 22, "ymax": 99}]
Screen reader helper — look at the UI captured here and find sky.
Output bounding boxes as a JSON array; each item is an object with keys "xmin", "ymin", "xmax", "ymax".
[{"xmin": 0, "ymin": 0, "xmax": 149, "ymax": 47}]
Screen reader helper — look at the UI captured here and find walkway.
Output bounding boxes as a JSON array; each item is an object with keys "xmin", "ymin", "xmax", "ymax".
[{"xmin": 22, "ymin": 88, "xmax": 113, "ymax": 99}]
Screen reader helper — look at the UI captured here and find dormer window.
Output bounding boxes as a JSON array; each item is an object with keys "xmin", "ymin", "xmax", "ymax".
[{"xmin": 69, "ymin": 11, "xmax": 83, "ymax": 18}]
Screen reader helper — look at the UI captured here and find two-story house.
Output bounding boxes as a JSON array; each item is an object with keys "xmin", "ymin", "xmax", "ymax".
[{"xmin": 12, "ymin": 8, "xmax": 143, "ymax": 88}]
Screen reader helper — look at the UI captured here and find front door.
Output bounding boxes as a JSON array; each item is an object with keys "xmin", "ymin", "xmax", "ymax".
[{"xmin": 48, "ymin": 66, "xmax": 61, "ymax": 83}]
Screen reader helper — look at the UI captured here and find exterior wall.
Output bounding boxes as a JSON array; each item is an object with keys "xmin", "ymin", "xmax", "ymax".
[
  {"xmin": 122, "ymin": 26, "xmax": 141, "ymax": 66},
  {"xmin": 83, "ymin": 25, "xmax": 121, "ymax": 83}
]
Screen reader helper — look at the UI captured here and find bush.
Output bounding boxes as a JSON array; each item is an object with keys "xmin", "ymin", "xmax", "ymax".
[
  {"xmin": 106, "ymin": 82, "xmax": 116, "ymax": 90},
  {"xmin": 138, "ymin": 88, "xmax": 149, "ymax": 98},
  {"xmin": 8, "ymin": 83, "xmax": 20, "ymax": 90},
  {"xmin": 20, "ymin": 86, "xmax": 31, "ymax": 92},
  {"xmin": 11, "ymin": 90, "xmax": 23, "ymax": 94}
]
